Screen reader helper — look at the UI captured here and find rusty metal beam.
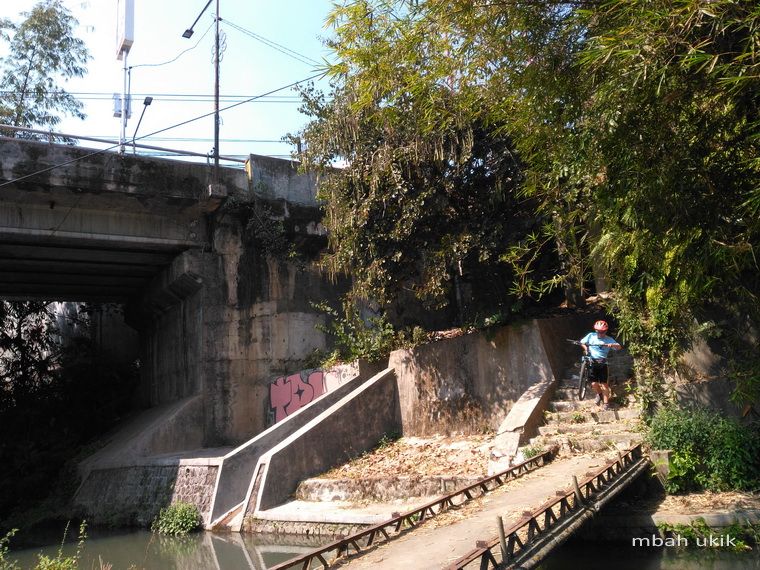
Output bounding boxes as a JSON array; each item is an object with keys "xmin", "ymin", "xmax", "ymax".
[
  {"xmin": 268, "ymin": 449, "xmax": 558, "ymax": 570},
  {"xmin": 445, "ymin": 444, "xmax": 648, "ymax": 570}
]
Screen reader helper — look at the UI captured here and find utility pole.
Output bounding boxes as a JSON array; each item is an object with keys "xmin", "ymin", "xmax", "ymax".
[{"xmin": 183, "ymin": 0, "xmax": 221, "ymax": 185}]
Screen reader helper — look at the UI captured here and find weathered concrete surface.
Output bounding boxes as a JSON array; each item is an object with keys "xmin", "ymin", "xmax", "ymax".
[
  {"xmin": 389, "ymin": 314, "xmax": 596, "ymax": 436},
  {"xmin": 76, "ymin": 396, "xmax": 206, "ymax": 475},
  {"xmin": 246, "ymin": 369, "xmax": 402, "ymax": 516},
  {"xmin": 246, "ymin": 154, "xmax": 318, "ymax": 206},
  {"xmin": 295, "ymin": 475, "xmax": 483, "ymax": 502},
  {"xmin": 0, "ymin": 138, "xmax": 244, "ymax": 300},
  {"xmin": 74, "ymin": 456, "xmax": 224, "ymax": 527}
]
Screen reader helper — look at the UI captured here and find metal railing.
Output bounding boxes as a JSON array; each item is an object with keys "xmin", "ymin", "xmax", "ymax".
[
  {"xmin": 0, "ymin": 123, "xmax": 247, "ymax": 163},
  {"xmin": 268, "ymin": 448, "xmax": 558, "ymax": 570},
  {"xmin": 445, "ymin": 443, "xmax": 648, "ymax": 570}
]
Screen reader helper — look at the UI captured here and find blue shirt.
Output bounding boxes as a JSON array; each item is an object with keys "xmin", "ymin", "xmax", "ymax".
[{"xmin": 580, "ymin": 332, "xmax": 619, "ymax": 360}]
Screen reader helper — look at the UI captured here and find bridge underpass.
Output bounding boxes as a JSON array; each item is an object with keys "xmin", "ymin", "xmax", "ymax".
[
  {"xmin": 0, "ymin": 137, "xmax": 337, "ymax": 445},
  {"xmin": 0, "ymin": 137, "xmax": 228, "ymax": 302}
]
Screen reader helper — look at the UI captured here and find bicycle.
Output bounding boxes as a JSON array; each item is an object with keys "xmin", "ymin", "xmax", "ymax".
[{"xmin": 567, "ymin": 339, "xmax": 593, "ymax": 400}]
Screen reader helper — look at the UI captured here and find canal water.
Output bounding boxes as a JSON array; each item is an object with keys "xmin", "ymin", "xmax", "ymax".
[
  {"xmin": 8, "ymin": 529, "xmax": 760, "ymax": 569},
  {"xmin": 7, "ymin": 529, "xmax": 327, "ymax": 569}
]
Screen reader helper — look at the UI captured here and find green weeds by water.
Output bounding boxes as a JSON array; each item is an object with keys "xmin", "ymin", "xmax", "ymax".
[
  {"xmin": 1, "ymin": 521, "xmax": 87, "ymax": 570},
  {"xmin": 150, "ymin": 502, "xmax": 202, "ymax": 537},
  {"xmin": 657, "ymin": 518, "xmax": 760, "ymax": 552},
  {"xmin": 645, "ymin": 405, "xmax": 760, "ymax": 493}
]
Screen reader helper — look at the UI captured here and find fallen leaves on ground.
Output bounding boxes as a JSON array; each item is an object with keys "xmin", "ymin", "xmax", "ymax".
[{"xmin": 318, "ymin": 435, "xmax": 492, "ymax": 480}]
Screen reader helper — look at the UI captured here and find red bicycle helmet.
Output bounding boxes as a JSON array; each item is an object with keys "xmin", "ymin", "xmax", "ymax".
[{"xmin": 593, "ymin": 320, "xmax": 609, "ymax": 332}]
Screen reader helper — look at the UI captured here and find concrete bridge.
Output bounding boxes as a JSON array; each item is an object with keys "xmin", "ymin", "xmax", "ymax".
[
  {"xmin": 2, "ymin": 137, "xmax": 650, "ymax": 551},
  {"xmin": 0, "ymin": 137, "xmax": 339, "ymax": 445}
]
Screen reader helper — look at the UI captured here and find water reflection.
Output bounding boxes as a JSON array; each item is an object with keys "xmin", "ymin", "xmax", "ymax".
[{"xmin": 10, "ymin": 530, "xmax": 328, "ymax": 570}]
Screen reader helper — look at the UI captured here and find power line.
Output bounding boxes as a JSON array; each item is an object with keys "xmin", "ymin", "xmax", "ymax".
[
  {"xmin": 220, "ymin": 18, "xmax": 322, "ymax": 67},
  {"xmin": 0, "ymin": 91, "xmax": 300, "ymax": 99},
  {"xmin": 130, "ymin": 21, "xmax": 215, "ymax": 69},
  {"xmin": 0, "ymin": 72, "xmax": 324, "ymax": 189},
  {"xmin": 87, "ymin": 136, "xmax": 288, "ymax": 143}
]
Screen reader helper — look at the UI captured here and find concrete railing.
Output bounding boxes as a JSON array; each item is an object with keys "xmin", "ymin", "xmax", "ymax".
[{"xmin": 207, "ymin": 372, "xmax": 367, "ymax": 527}]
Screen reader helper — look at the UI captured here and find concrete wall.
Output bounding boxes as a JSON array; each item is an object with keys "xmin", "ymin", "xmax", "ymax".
[
  {"xmin": 248, "ymin": 368, "xmax": 401, "ymax": 513},
  {"xmin": 246, "ymin": 154, "xmax": 318, "ymax": 206},
  {"xmin": 123, "ymin": 155, "xmax": 345, "ymax": 447},
  {"xmin": 73, "ymin": 461, "xmax": 219, "ymax": 527},
  {"xmin": 388, "ymin": 313, "xmax": 621, "ymax": 436}
]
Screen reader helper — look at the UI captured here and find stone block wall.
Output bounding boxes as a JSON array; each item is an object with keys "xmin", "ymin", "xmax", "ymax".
[{"xmin": 74, "ymin": 463, "xmax": 219, "ymax": 527}]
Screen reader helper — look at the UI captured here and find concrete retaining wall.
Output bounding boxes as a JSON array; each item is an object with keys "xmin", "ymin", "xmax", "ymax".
[
  {"xmin": 389, "ymin": 314, "xmax": 600, "ymax": 436},
  {"xmin": 248, "ymin": 368, "xmax": 401, "ymax": 514},
  {"xmin": 73, "ymin": 462, "xmax": 219, "ymax": 528},
  {"xmin": 296, "ymin": 476, "xmax": 483, "ymax": 502}
]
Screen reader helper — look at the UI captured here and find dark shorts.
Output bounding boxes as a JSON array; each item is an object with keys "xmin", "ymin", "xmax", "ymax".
[{"xmin": 589, "ymin": 361, "xmax": 608, "ymax": 383}]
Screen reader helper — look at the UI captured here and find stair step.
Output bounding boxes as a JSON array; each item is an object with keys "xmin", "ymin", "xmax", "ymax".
[
  {"xmin": 530, "ymin": 432, "xmax": 643, "ymax": 454},
  {"xmin": 553, "ymin": 387, "xmax": 583, "ymax": 401},
  {"xmin": 545, "ymin": 407, "xmax": 640, "ymax": 425},
  {"xmin": 547, "ymin": 400, "xmax": 601, "ymax": 413}
]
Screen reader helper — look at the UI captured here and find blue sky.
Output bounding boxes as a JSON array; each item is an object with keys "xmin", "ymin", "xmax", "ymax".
[{"xmin": 2, "ymin": 0, "xmax": 337, "ymax": 163}]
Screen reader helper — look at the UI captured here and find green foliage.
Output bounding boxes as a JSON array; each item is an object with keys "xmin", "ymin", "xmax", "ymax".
[
  {"xmin": 646, "ymin": 405, "xmax": 760, "ymax": 493},
  {"xmin": 658, "ymin": 518, "xmax": 758, "ymax": 551},
  {"xmin": 292, "ymin": 0, "xmax": 549, "ymax": 319},
  {"xmin": 151, "ymin": 502, "xmax": 202, "ymax": 536},
  {"xmin": 522, "ymin": 445, "xmax": 544, "ymax": 459},
  {"xmin": 0, "ymin": 0, "xmax": 89, "ymax": 130},
  {"xmin": 313, "ymin": 300, "xmax": 401, "ymax": 364},
  {"xmin": 0, "ymin": 529, "xmax": 19, "ymax": 570},
  {"xmin": 34, "ymin": 521, "xmax": 87, "ymax": 570},
  {"xmin": 300, "ymin": 0, "xmax": 760, "ymax": 403},
  {"xmin": 570, "ymin": 412, "xmax": 586, "ymax": 424},
  {"xmin": 376, "ymin": 431, "xmax": 401, "ymax": 449}
]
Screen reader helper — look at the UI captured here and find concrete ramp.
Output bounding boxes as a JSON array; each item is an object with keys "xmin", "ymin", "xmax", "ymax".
[
  {"xmin": 74, "ymin": 367, "xmax": 384, "ymax": 528},
  {"xmin": 207, "ymin": 369, "xmax": 376, "ymax": 528},
  {"xmin": 242, "ymin": 368, "xmax": 401, "ymax": 530},
  {"xmin": 73, "ymin": 395, "xmax": 228, "ymax": 527}
]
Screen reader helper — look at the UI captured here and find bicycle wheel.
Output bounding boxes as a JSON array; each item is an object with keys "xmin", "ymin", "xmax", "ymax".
[{"xmin": 578, "ymin": 360, "xmax": 589, "ymax": 400}]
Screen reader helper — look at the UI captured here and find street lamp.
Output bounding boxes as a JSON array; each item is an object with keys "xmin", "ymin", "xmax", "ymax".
[
  {"xmin": 182, "ymin": 0, "xmax": 212, "ymax": 38},
  {"xmin": 182, "ymin": 0, "xmax": 219, "ymax": 182},
  {"xmin": 131, "ymin": 96, "xmax": 153, "ymax": 154}
]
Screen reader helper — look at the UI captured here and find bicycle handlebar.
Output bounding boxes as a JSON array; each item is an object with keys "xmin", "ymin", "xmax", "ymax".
[{"xmin": 566, "ymin": 338, "xmax": 618, "ymax": 348}]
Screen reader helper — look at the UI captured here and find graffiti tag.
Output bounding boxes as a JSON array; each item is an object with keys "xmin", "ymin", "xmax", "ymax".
[{"xmin": 269, "ymin": 370, "xmax": 325, "ymax": 423}]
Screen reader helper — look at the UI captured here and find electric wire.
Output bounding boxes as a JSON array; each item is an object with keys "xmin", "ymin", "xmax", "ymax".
[
  {"xmin": 129, "ymin": 21, "xmax": 215, "ymax": 69},
  {"xmin": 220, "ymin": 18, "xmax": 322, "ymax": 67},
  {"xmin": 0, "ymin": 71, "xmax": 324, "ymax": 189}
]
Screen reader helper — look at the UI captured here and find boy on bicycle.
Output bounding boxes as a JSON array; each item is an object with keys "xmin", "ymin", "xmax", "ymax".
[{"xmin": 580, "ymin": 320, "xmax": 622, "ymax": 409}]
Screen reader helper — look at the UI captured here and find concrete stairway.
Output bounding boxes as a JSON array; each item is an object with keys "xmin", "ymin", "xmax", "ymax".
[{"xmin": 524, "ymin": 367, "xmax": 642, "ymax": 456}]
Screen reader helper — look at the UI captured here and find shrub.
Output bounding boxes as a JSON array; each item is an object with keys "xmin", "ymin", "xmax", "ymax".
[
  {"xmin": 151, "ymin": 502, "xmax": 202, "ymax": 536},
  {"xmin": 646, "ymin": 405, "xmax": 760, "ymax": 493},
  {"xmin": 0, "ymin": 529, "xmax": 20, "ymax": 570}
]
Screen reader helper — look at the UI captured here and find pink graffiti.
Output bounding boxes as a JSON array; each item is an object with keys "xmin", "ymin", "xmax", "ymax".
[{"xmin": 270, "ymin": 370, "xmax": 325, "ymax": 423}]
